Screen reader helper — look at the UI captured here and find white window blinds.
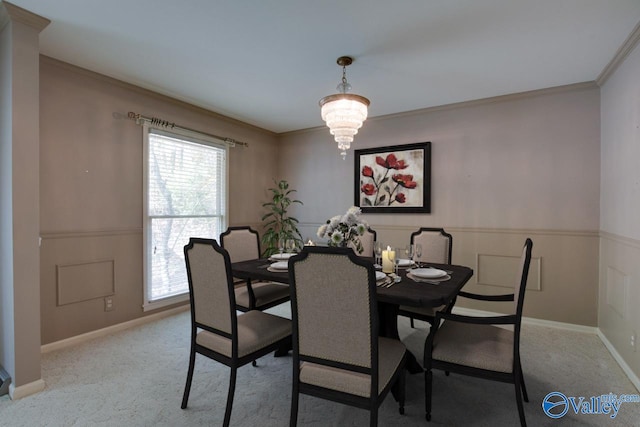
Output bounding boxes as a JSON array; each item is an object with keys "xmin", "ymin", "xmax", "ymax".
[{"xmin": 144, "ymin": 128, "xmax": 227, "ymax": 309}]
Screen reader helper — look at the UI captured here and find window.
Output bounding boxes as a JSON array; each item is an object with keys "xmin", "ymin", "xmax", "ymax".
[{"xmin": 143, "ymin": 128, "xmax": 227, "ymax": 310}]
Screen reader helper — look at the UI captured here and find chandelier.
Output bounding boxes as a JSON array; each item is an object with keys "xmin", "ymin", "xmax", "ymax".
[{"xmin": 319, "ymin": 56, "xmax": 370, "ymax": 159}]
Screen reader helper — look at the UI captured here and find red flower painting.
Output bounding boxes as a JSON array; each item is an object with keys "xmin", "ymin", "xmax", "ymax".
[{"xmin": 360, "ymin": 153, "xmax": 419, "ymax": 206}]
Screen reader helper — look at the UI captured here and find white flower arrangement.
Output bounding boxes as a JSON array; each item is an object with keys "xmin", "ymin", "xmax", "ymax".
[{"xmin": 317, "ymin": 206, "xmax": 369, "ymax": 253}]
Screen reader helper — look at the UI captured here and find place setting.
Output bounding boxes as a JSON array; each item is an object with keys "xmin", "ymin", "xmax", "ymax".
[
  {"xmin": 406, "ymin": 267, "xmax": 451, "ymax": 285},
  {"xmin": 268, "ymin": 252, "xmax": 295, "ymax": 262},
  {"xmin": 375, "ymin": 271, "xmax": 398, "ymax": 288},
  {"xmin": 267, "ymin": 261, "xmax": 290, "ymax": 273},
  {"xmin": 266, "ymin": 238, "xmax": 299, "ymax": 270}
]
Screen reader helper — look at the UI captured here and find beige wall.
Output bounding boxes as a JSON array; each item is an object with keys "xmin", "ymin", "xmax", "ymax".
[
  {"xmin": 281, "ymin": 84, "xmax": 601, "ymax": 326},
  {"xmin": 0, "ymin": 4, "xmax": 14, "ymax": 379},
  {"xmin": 600, "ymin": 39, "xmax": 640, "ymax": 377},
  {"xmin": 39, "ymin": 57, "xmax": 280, "ymax": 344},
  {"xmin": 0, "ymin": 2, "xmax": 48, "ymax": 396}
]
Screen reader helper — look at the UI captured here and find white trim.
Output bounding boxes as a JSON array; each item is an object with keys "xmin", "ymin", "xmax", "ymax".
[
  {"xmin": 596, "ymin": 20, "xmax": 640, "ymax": 86},
  {"xmin": 0, "ymin": 2, "xmax": 50, "ymax": 32},
  {"xmin": 451, "ymin": 307, "xmax": 639, "ymax": 392},
  {"xmin": 519, "ymin": 315, "xmax": 597, "ymax": 334},
  {"xmin": 142, "ymin": 124, "xmax": 151, "ymax": 310},
  {"xmin": 281, "ymin": 82, "xmax": 598, "ymax": 137},
  {"xmin": 142, "ymin": 126, "xmax": 229, "ymax": 309},
  {"xmin": 600, "ymin": 230, "xmax": 640, "ymax": 250},
  {"xmin": 142, "ymin": 293, "xmax": 189, "ymax": 312},
  {"xmin": 9, "ymin": 379, "xmax": 46, "ymax": 400},
  {"xmin": 41, "ymin": 305, "xmax": 189, "ymax": 354},
  {"xmin": 597, "ymin": 330, "xmax": 640, "ymax": 393},
  {"xmin": 451, "ymin": 306, "xmax": 598, "ymax": 333},
  {"xmin": 298, "ymin": 222, "xmax": 600, "ymax": 238}
]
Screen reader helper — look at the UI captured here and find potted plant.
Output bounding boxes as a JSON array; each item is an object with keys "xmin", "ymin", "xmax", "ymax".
[{"xmin": 261, "ymin": 180, "xmax": 304, "ymax": 257}]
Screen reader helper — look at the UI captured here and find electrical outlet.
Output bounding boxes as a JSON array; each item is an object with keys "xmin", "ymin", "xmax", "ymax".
[
  {"xmin": 104, "ymin": 297, "xmax": 114, "ymax": 312},
  {"xmin": 631, "ymin": 332, "xmax": 637, "ymax": 352}
]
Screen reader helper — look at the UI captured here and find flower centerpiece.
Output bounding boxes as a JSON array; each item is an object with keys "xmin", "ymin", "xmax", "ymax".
[{"xmin": 317, "ymin": 206, "xmax": 368, "ymax": 253}]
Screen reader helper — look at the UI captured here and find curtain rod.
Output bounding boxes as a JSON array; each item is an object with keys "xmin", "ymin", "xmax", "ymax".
[{"xmin": 127, "ymin": 111, "xmax": 248, "ymax": 147}]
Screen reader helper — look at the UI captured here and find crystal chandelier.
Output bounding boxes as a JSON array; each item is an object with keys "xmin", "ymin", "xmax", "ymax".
[{"xmin": 319, "ymin": 56, "xmax": 370, "ymax": 159}]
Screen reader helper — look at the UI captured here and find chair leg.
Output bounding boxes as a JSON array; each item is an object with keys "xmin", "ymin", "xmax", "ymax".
[
  {"xmin": 514, "ymin": 373, "xmax": 527, "ymax": 427},
  {"xmin": 519, "ymin": 360, "xmax": 529, "ymax": 402},
  {"xmin": 370, "ymin": 408, "xmax": 378, "ymax": 427},
  {"xmin": 410, "ymin": 317, "xmax": 415, "ymax": 328},
  {"xmin": 181, "ymin": 347, "xmax": 196, "ymax": 409},
  {"xmin": 290, "ymin": 383, "xmax": 299, "ymax": 427},
  {"xmin": 252, "ymin": 360, "xmax": 257, "ymax": 367},
  {"xmin": 425, "ymin": 369, "xmax": 433, "ymax": 421},
  {"xmin": 223, "ymin": 367, "xmax": 237, "ymax": 427},
  {"xmin": 398, "ymin": 368, "xmax": 406, "ymax": 415}
]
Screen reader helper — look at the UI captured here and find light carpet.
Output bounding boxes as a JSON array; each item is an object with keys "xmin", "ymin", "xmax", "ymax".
[{"xmin": 1, "ymin": 304, "xmax": 639, "ymax": 426}]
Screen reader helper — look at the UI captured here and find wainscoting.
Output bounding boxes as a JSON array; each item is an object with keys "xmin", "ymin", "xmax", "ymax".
[
  {"xmin": 40, "ymin": 229, "xmax": 150, "ymax": 344},
  {"xmin": 39, "ymin": 225, "xmax": 600, "ymax": 341},
  {"xmin": 599, "ymin": 232, "xmax": 640, "ymax": 381},
  {"xmin": 300, "ymin": 224, "xmax": 600, "ymax": 326}
]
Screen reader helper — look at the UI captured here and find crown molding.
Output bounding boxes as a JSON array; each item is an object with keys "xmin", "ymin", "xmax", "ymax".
[
  {"xmin": 597, "ymin": 20, "xmax": 640, "ymax": 86},
  {"xmin": 0, "ymin": 1, "xmax": 50, "ymax": 33},
  {"xmin": 280, "ymin": 81, "xmax": 598, "ymax": 138},
  {"xmin": 40, "ymin": 55, "xmax": 277, "ymax": 138}
]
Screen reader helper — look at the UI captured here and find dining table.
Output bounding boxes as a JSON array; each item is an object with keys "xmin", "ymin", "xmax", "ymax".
[{"xmin": 231, "ymin": 256, "xmax": 474, "ymax": 373}]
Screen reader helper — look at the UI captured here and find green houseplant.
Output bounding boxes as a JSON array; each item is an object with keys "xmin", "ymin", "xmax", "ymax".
[{"xmin": 261, "ymin": 180, "xmax": 304, "ymax": 257}]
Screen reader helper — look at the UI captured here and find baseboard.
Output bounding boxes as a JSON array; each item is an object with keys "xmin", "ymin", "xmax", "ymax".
[
  {"xmin": 41, "ymin": 305, "xmax": 189, "ymax": 354},
  {"xmin": 451, "ymin": 306, "xmax": 639, "ymax": 393},
  {"xmin": 597, "ymin": 330, "xmax": 640, "ymax": 393},
  {"xmin": 520, "ymin": 315, "xmax": 597, "ymax": 333},
  {"xmin": 451, "ymin": 307, "xmax": 598, "ymax": 333},
  {"xmin": 9, "ymin": 379, "xmax": 46, "ymax": 400}
]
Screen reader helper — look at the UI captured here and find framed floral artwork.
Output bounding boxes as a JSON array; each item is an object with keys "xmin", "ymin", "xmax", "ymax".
[{"xmin": 354, "ymin": 142, "xmax": 431, "ymax": 213}]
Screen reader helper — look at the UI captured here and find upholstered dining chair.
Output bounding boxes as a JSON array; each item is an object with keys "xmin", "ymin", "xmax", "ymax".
[
  {"xmin": 288, "ymin": 246, "xmax": 407, "ymax": 427},
  {"xmin": 397, "ymin": 227, "xmax": 453, "ymax": 328},
  {"xmin": 181, "ymin": 238, "xmax": 292, "ymax": 427},
  {"xmin": 220, "ymin": 226, "xmax": 290, "ymax": 312},
  {"xmin": 350, "ymin": 227, "xmax": 377, "ymax": 257},
  {"xmin": 424, "ymin": 238, "xmax": 533, "ymax": 426}
]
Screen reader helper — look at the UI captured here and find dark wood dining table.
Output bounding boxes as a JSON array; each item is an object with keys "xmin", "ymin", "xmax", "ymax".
[{"xmin": 231, "ymin": 257, "xmax": 474, "ymax": 373}]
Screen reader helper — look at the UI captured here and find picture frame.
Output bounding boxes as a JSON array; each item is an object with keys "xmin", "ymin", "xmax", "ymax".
[{"xmin": 354, "ymin": 142, "xmax": 431, "ymax": 213}]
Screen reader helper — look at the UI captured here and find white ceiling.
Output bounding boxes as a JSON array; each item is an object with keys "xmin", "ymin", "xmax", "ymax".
[{"xmin": 8, "ymin": 0, "xmax": 640, "ymax": 133}]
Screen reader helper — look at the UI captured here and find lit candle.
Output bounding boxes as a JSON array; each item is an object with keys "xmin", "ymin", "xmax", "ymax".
[{"xmin": 382, "ymin": 246, "xmax": 395, "ymax": 273}]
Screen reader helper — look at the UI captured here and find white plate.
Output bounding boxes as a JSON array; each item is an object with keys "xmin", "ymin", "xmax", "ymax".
[
  {"xmin": 409, "ymin": 268, "xmax": 447, "ymax": 279},
  {"xmin": 407, "ymin": 273, "xmax": 451, "ymax": 284},
  {"xmin": 270, "ymin": 253, "xmax": 295, "ymax": 261},
  {"xmin": 396, "ymin": 258, "xmax": 413, "ymax": 267},
  {"xmin": 375, "ymin": 271, "xmax": 386, "ymax": 281},
  {"xmin": 269, "ymin": 261, "xmax": 289, "ymax": 271}
]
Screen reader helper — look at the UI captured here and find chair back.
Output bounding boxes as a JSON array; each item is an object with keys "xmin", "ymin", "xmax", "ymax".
[
  {"xmin": 350, "ymin": 227, "xmax": 377, "ymax": 257},
  {"xmin": 514, "ymin": 238, "xmax": 533, "ymax": 316},
  {"xmin": 410, "ymin": 228, "xmax": 452, "ymax": 264},
  {"xmin": 184, "ymin": 238, "xmax": 235, "ymax": 335},
  {"xmin": 220, "ymin": 226, "xmax": 260, "ymax": 263},
  {"xmin": 289, "ymin": 246, "xmax": 377, "ymax": 369}
]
